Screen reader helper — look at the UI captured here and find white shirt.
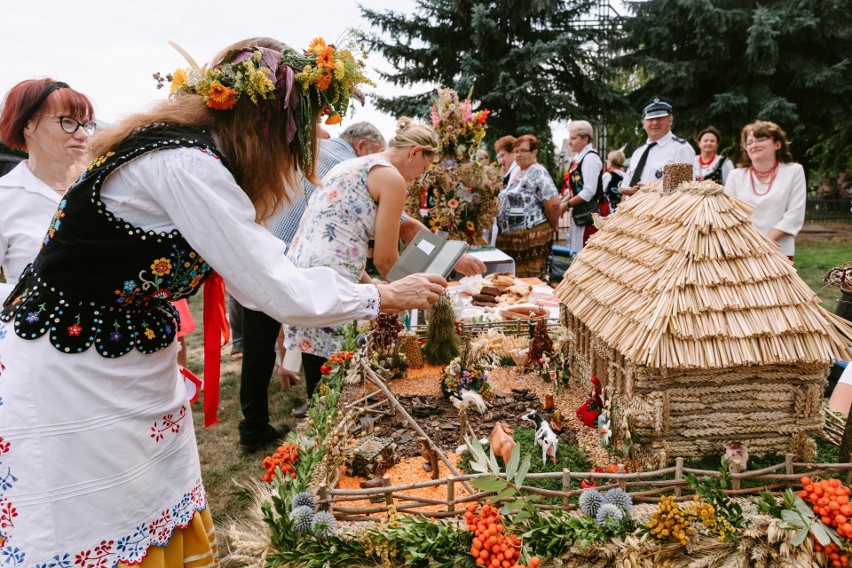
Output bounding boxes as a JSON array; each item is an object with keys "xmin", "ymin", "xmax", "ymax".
[
  {"xmin": 693, "ymin": 154, "xmax": 734, "ymax": 185},
  {"xmin": 724, "ymin": 162, "xmax": 806, "ymax": 256},
  {"xmin": 570, "ymin": 143, "xmax": 603, "ymax": 202},
  {"xmin": 623, "ymin": 130, "xmax": 696, "ymax": 186},
  {"xmin": 0, "ymin": 161, "xmax": 63, "ymax": 299},
  {"xmin": 102, "ymin": 147, "xmax": 380, "ymax": 327}
]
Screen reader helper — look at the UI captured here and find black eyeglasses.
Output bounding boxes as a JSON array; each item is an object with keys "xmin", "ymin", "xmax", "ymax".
[{"xmin": 57, "ymin": 116, "xmax": 96, "ymax": 135}]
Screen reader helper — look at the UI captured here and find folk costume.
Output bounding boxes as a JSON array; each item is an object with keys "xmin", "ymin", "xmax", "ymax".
[
  {"xmin": 564, "ymin": 143, "xmax": 604, "ymax": 253},
  {"xmin": 693, "ymin": 153, "xmax": 733, "ymax": 185},
  {"xmin": 0, "ymin": 122, "xmax": 382, "ymax": 565},
  {"xmin": 495, "ymin": 163, "xmax": 559, "ymax": 278}
]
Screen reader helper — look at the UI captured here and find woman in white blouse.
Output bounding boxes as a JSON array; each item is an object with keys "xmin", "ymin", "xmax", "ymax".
[
  {"xmin": 724, "ymin": 120, "xmax": 806, "ymax": 260},
  {"xmin": 0, "ymin": 37, "xmax": 445, "ymax": 566},
  {"xmin": 693, "ymin": 125, "xmax": 734, "ymax": 185},
  {"xmin": 0, "ymin": 78, "xmax": 94, "ymax": 299},
  {"xmin": 560, "ymin": 120, "xmax": 604, "ymax": 253}
]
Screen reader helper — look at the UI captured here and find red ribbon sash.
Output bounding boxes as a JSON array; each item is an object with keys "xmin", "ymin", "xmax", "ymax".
[{"xmin": 202, "ymin": 272, "xmax": 230, "ymax": 426}]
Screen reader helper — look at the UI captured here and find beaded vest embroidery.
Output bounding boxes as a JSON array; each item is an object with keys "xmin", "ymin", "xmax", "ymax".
[{"xmin": 1, "ymin": 124, "xmax": 228, "ymax": 357}]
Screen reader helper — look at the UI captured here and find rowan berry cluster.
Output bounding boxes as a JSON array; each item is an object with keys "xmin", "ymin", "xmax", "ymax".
[
  {"xmin": 464, "ymin": 504, "xmax": 540, "ymax": 568},
  {"xmin": 261, "ymin": 443, "xmax": 299, "ymax": 483},
  {"xmin": 799, "ymin": 476, "xmax": 852, "ymax": 567}
]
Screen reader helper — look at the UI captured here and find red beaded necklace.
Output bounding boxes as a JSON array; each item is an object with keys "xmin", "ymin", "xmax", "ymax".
[
  {"xmin": 698, "ymin": 153, "xmax": 716, "ymax": 167},
  {"xmin": 749, "ymin": 162, "xmax": 779, "ymax": 196}
]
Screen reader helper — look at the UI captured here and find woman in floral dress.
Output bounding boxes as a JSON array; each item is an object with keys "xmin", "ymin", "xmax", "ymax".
[{"xmin": 285, "ymin": 117, "xmax": 439, "ymax": 404}]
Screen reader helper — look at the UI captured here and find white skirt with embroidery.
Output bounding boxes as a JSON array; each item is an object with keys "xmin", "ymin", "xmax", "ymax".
[{"xmin": 0, "ymin": 321, "xmax": 205, "ymax": 567}]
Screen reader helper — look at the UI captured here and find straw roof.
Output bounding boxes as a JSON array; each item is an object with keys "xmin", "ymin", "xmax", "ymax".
[{"xmin": 554, "ymin": 167, "xmax": 852, "ymax": 369}]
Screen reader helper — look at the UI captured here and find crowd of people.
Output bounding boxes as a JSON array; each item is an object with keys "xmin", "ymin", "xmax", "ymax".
[{"xmin": 0, "ymin": 35, "xmax": 827, "ymax": 565}]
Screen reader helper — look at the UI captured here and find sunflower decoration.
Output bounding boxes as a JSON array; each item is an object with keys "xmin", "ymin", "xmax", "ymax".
[{"xmin": 404, "ymin": 88, "xmax": 502, "ymax": 244}]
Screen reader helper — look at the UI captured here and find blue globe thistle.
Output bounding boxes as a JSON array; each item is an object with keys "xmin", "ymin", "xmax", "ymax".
[
  {"xmin": 292, "ymin": 491, "xmax": 315, "ymax": 510},
  {"xmin": 578, "ymin": 488, "xmax": 604, "ymax": 517},
  {"xmin": 603, "ymin": 488, "xmax": 633, "ymax": 515},
  {"xmin": 289, "ymin": 505, "xmax": 314, "ymax": 533},
  {"xmin": 311, "ymin": 510, "xmax": 338, "ymax": 538},
  {"xmin": 596, "ymin": 503, "xmax": 624, "ymax": 525}
]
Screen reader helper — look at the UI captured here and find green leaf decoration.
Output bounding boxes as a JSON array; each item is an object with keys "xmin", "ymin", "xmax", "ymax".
[
  {"xmin": 472, "ymin": 475, "xmax": 507, "ymax": 493},
  {"xmin": 781, "ymin": 509, "xmax": 805, "ymax": 528},
  {"xmin": 506, "ymin": 444, "xmax": 520, "ymax": 482},
  {"xmin": 812, "ymin": 522, "xmax": 831, "ymax": 546},
  {"xmin": 794, "ymin": 496, "xmax": 816, "ymax": 520},
  {"xmin": 515, "ymin": 454, "xmax": 531, "ymax": 489},
  {"xmin": 493, "ymin": 486, "xmax": 517, "ymax": 502},
  {"xmin": 791, "ymin": 527, "xmax": 808, "ymax": 547}
]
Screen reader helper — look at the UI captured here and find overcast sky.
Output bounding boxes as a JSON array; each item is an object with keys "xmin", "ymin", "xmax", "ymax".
[{"xmin": 1, "ymin": 0, "xmax": 571, "ymax": 149}]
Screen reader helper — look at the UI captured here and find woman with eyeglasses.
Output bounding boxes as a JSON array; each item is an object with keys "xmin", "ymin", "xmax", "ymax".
[
  {"xmin": 495, "ymin": 134, "xmax": 561, "ymax": 278},
  {"xmin": 724, "ymin": 120, "xmax": 806, "ymax": 260},
  {"xmin": 284, "ymin": 117, "xmax": 438, "ymax": 409},
  {"xmin": 0, "ymin": 78, "xmax": 95, "ymax": 298}
]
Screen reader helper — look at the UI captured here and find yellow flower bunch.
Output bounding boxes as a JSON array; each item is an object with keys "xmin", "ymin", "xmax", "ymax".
[
  {"xmin": 294, "ymin": 36, "xmax": 375, "ymax": 124},
  {"xmin": 646, "ymin": 495, "xmax": 736, "ymax": 545}
]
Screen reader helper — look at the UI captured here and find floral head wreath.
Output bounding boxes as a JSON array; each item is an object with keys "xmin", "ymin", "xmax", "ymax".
[{"xmin": 154, "ymin": 35, "xmax": 375, "ymax": 176}]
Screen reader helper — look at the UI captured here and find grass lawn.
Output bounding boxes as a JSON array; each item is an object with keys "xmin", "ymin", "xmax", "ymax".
[
  {"xmin": 190, "ymin": 236, "xmax": 851, "ymax": 530},
  {"xmin": 795, "ymin": 240, "xmax": 849, "ymax": 310}
]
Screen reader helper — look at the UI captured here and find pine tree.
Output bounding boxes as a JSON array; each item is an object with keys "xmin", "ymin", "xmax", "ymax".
[
  {"xmin": 360, "ymin": 0, "xmax": 626, "ymax": 170},
  {"xmin": 615, "ymin": 0, "xmax": 852, "ymax": 176},
  {"xmin": 423, "ymin": 295, "xmax": 461, "ymax": 365}
]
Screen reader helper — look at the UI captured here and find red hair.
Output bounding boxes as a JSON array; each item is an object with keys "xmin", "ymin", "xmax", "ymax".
[{"xmin": 0, "ymin": 78, "xmax": 94, "ymax": 151}]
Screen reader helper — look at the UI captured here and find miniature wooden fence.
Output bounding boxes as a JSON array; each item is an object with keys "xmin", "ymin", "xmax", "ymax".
[{"xmin": 317, "ymin": 455, "xmax": 852, "ymax": 522}]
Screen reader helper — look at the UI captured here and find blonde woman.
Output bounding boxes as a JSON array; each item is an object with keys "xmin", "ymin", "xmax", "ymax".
[{"xmin": 284, "ymin": 117, "xmax": 439, "ymax": 406}]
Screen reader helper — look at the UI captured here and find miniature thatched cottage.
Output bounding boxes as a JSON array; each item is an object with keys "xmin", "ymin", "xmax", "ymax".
[{"xmin": 555, "ymin": 165, "xmax": 852, "ymax": 466}]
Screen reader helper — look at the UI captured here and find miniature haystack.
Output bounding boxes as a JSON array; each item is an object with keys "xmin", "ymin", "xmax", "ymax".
[{"xmin": 555, "ymin": 163, "xmax": 852, "ymax": 466}]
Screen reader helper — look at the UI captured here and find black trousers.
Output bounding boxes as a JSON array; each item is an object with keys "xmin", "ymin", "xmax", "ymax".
[
  {"xmin": 238, "ymin": 307, "xmax": 282, "ymax": 441},
  {"xmin": 302, "ymin": 353, "xmax": 327, "ymax": 403}
]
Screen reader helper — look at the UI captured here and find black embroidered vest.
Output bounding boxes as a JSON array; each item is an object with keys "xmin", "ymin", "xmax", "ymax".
[
  {"xmin": 1, "ymin": 124, "xmax": 228, "ymax": 357},
  {"xmin": 699, "ymin": 156, "xmax": 727, "ymax": 184},
  {"xmin": 568, "ymin": 150, "xmax": 604, "ymax": 225}
]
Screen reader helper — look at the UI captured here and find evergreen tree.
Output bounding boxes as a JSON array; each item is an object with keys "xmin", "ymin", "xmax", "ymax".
[
  {"xmin": 423, "ymin": 295, "xmax": 461, "ymax": 365},
  {"xmin": 615, "ymin": 0, "xmax": 852, "ymax": 177},
  {"xmin": 360, "ymin": 0, "xmax": 626, "ymax": 171}
]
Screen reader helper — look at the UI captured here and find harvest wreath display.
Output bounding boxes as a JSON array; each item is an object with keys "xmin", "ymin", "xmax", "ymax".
[
  {"xmin": 226, "ymin": 166, "xmax": 852, "ymax": 567},
  {"xmin": 404, "ymin": 88, "xmax": 502, "ymax": 244}
]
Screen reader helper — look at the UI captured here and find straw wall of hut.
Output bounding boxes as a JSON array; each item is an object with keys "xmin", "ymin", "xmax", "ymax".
[{"xmin": 555, "ymin": 165, "xmax": 852, "ymax": 466}]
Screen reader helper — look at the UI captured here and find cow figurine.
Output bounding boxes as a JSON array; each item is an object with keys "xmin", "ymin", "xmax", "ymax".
[
  {"xmin": 522, "ymin": 409, "xmax": 558, "ymax": 465},
  {"xmin": 489, "ymin": 422, "xmax": 516, "ymax": 466}
]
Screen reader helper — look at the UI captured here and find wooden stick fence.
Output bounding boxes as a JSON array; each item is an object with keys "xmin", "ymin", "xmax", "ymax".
[{"xmin": 317, "ymin": 454, "xmax": 852, "ymax": 521}]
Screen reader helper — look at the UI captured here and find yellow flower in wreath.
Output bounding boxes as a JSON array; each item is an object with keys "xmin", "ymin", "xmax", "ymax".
[
  {"xmin": 466, "ymin": 220, "xmax": 476, "ymax": 232},
  {"xmin": 150, "ymin": 258, "xmax": 172, "ymax": 276},
  {"xmin": 429, "ymin": 216, "xmax": 444, "ymax": 231},
  {"xmin": 170, "ymin": 68, "xmax": 188, "ymax": 94},
  {"xmin": 144, "ymin": 328, "xmax": 156, "ymax": 340}
]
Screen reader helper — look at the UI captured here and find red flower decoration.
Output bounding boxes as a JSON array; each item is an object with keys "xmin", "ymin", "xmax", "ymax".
[{"xmin": 67, "ymin": 324, "xmax": 83, "ymax": 336}]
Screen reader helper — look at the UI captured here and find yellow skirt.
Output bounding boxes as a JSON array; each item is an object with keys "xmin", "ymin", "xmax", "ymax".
[{"xmin": 117, "ymin": 508, "xmax": 218, "ymax": 568}]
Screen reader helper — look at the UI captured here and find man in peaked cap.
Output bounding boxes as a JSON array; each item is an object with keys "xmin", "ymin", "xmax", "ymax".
[{"xmin": 621, "ymin": 96, "xmax": 696, "ymax": 194}]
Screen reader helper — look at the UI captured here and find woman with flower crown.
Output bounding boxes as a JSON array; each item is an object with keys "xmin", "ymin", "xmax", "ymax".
[
  {"xmin": 724, "ymin": 120, "xmax": 806, "ymax": 261},
  {"xmin": 0, "ymin": 37, "xmax": 446, "ymax": 567},
  {"xmin": 284, "ymin": 117, "xmax": 439, "ymax": 413}
]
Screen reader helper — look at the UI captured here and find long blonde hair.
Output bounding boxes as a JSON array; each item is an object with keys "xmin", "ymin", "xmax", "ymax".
[{"xmin": 89, "ymin": 37, "xmax": 320, "ymax": 222}]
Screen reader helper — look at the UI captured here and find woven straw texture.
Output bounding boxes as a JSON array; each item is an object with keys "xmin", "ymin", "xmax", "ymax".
[{"xmin": 554, "ymin": 173, "xmax": 852, "ymax": 369}]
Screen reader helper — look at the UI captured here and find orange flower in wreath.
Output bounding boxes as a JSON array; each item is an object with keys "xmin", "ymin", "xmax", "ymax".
[
  {"xmin": 317, "ymin": 45, "xmax": 336, "ymax": 69},
  {"xmin": 476, "ymin": 109, "xmax": 491, "ymax": 125},
  {"xmin": 206, "ymin": 82, "xmax": 238, "ymax": 110},
  {"xmin": 315, "ymin": 71, "xmax": 333, "ymax": 92},
  {"xmin": 307, "ymin": 37, "xmax": 327, "ymax": 55},
  {"xmin": 325, "ymin": 113, "xmax": 343, "ymax": 125}
]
